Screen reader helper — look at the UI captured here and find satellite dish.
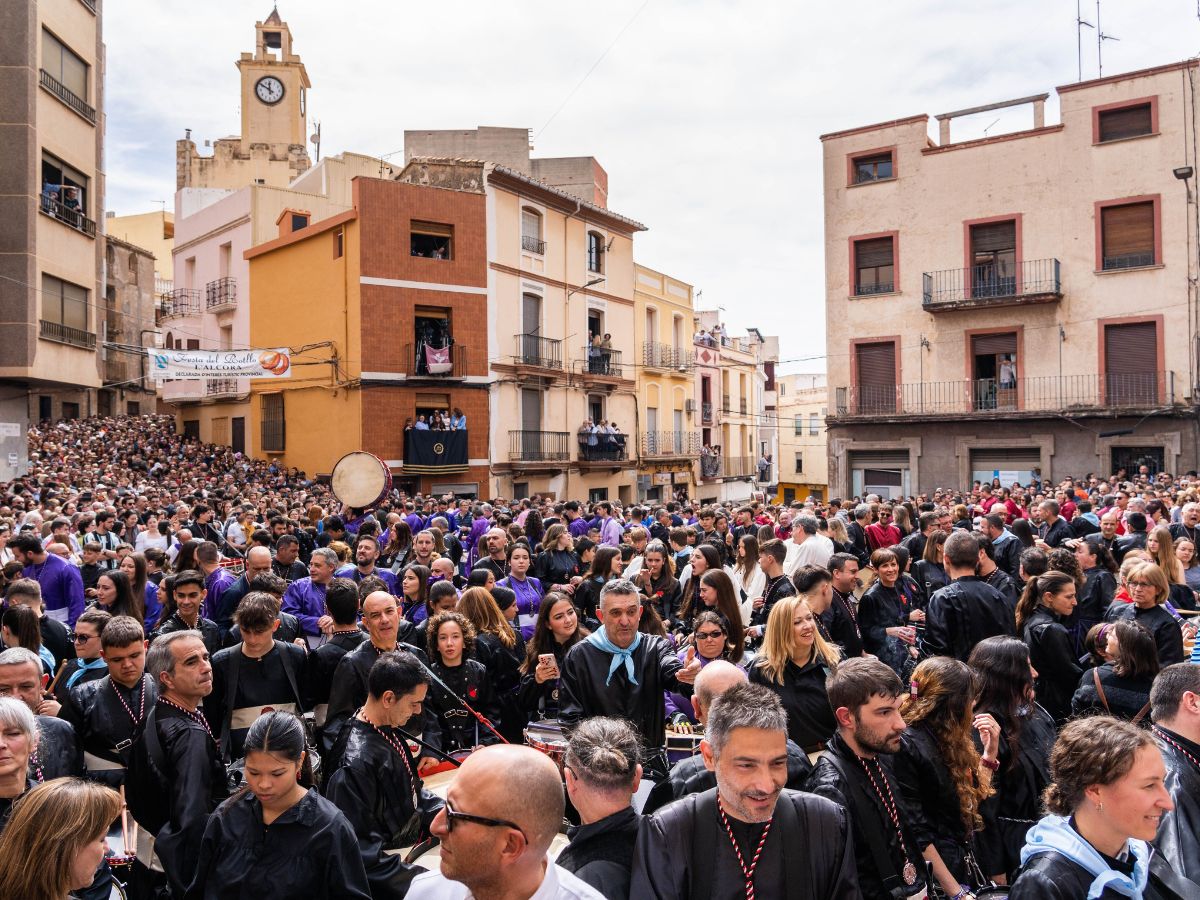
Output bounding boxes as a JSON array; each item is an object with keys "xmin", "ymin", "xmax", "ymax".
[{"xmin": 309, "ymin": 133, "xmax": 320, "ymax": 144}]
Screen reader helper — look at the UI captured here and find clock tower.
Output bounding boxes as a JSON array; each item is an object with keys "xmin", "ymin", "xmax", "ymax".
[{"xmin": 176, "ymin": 6, "xmax": 312, "ymax": 190}]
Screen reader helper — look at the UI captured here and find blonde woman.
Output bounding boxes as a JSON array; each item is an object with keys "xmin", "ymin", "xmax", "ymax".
[
  {"xmin": 748, "ymin": 595, "xmax": 839, "ymax": 752},
  {"xmin": 1104, "ymin": 560, "xmax": 1186, "ymax": 666}
]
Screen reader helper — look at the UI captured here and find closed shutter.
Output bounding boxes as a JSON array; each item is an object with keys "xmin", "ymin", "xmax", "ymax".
[
  {"xmin": 521, "ymin": 209, "xmax": 541, "ymax": 240},
  {"xmin": 1104, "ymin": 321, "xmax": 1158, "ymax": 404},
  {"xmin": 971, "ymin": 332, "xmax": 1017, "ymax": 356},
  {"xmin": 970, "ymin": 448, "xmax": 1041, "ymax": 470},
  {"xmin": 970, "ymin": 221, "xmax": 1016, "ymax": 253},
  {"xmin": 1099, "ymin": 104, "xmax": 1153, "ymax": 142},
  {"xmin": 261, "ymin": 394, "xmax": 285, "ymax": 452},
  {"xmin": 855, "ymin": 341, "xmax": 896, "ymax": 414},
  {"xmin": 855, "ymin": 238, "xmax": 894, "ymax": 268},
  {"xmin": 1102, "ymin": 203, "xmax": 1155, "ymax": 267}
]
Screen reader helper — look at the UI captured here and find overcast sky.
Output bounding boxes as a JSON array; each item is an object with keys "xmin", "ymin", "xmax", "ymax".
[{"xmin": 104, "ymin": 1, "xmax": 1200, "ymax": 372}]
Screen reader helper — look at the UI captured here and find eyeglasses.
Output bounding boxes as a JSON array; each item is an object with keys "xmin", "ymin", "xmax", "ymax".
[
  {"xmin": 69, "ymin": 632, "xmax": 96, "ymax": 643},
  {"xmin": 443, "ymin": 799, "xmax": 526, "ymax": 841},
  {"xmin": 1127, "ymin": 581, "xmax": 1155, "ymax": 589},
  {"xmin": 695, "ymin": 630, "xmax": 726, "ymax": 640}
]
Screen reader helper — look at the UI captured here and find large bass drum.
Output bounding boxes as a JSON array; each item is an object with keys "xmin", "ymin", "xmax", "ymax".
[{"xmin": 331, "ymin": 451, "xmax": 393, "ymax": 510}]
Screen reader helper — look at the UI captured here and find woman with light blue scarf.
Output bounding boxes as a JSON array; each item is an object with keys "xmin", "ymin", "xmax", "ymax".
[{"xmin": 1010, "ymin": 716, "xmax": 1199, "ymax": 899}]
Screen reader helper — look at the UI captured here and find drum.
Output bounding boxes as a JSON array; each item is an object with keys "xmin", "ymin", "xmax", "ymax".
[
  {"xmin": 524, "ymin": 719, "xmax": 568, "ymax": 770},
  {"xmin": 331, "ymin": 451, "xmax": 393, "ymax": 510}
]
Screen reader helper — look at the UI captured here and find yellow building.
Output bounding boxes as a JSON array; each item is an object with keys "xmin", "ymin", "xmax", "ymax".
[
  {"xmin": 633, "ymin": 264, "xmax": 697, "ymax": 502},
  {"xmin": 776, "ymin": 373, "xmax": 829, "ymax": 504}
]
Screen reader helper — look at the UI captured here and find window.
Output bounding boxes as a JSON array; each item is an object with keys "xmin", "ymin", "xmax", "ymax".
[
  {"xmin": 854, "ymin": 236, "xmax": 895, "ymax": 295},
  {"xmin": 41, "ymin": 274, "xmax": 88, "ymax": 331},
  {"xmin": 411, "ymin": 221, "xmax": 453, "ymax": 259},
  {"xmin": 521, "ymin": 208, "xmax": 544, "ymax": 254},
  {"xmin": 1101, "ymin": 201, "xmax": 1156, "ymax": 270},
  {"xmin": 854, "ymin": 340, "xmax": 898, "ymax": 414},
  {"xmin": 291, "ymin": 213, "xmax": 309, "ymax": 232},
  {"xmin": 219, "ymin": 243, "xmax": 232, "ymax": 278},
  {"xmin": 414, "ymin": 308, "xmax": 453, "ymax": 375},
  {"xmin": 794, "ymin": 415, "xmax": 803, "ymax": 435},
  {"xmin": 40, "ymin": 152, "xmax": 90, "ymax": 230},
  {"xmin": 127, "ymin": 401, "xmax": 141, "ymax": 416},
  {"xmin": 970, "ymin": 220, "xmax": 1017, "ymax": 297},
  {"xmin": 809, "ymin": 413, "xmax": 820, "ymax": 435},
  {"xmin": 127, "ymin": 252, "xmax": 139, "ymax": 285},
  {"xmin": 62, "ymin": 402, "xmax": 80, "ymax": 420},
  {"xmin": 587, "ymin": 232, "xmax": 604, "ymax": 274},
  {"xmin": 261, "ymin": 394, "xmax": 285, "ymax": 451},
  {"xmin": 852, "ymin": 151, "xmax": 894, "ymax": 184},
  {"xmin": 333, "ymin": 229, "xmax": 344, "ymax": 259},
  {"xmin": 1104, "ymin": 320, "xmax": 1159, "ymax": 405},
  {"xmin": 795, "ymin": 452, "xmax": 804, "ymax": 474},
  {"xmin": 1097, "ymin": 101, "xmax": 1154, "ymax": 143},
  {"xmin": 41, "ymin": 30, "xmax": 88, "ymax": 104}
]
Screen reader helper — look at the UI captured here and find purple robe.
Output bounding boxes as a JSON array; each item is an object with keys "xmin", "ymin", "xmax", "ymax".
[
  {"xmin": 496, "ymin": 575, "xmax": 544, "ymax": 639},
  {"xmin": 24, "ymin": 553, "xmax": 85, "ymax": 626},
  {"xmin": 465, "ymin": 518, "xmax": 491, "ymax": 570},
  {"xmin": 282, "ymin": 576, "xmax": 329, "ymax": 636},
  {"xmin": 335, "ymin": 565, "xmax": 398, "ymax": 594},
  {"xmin": 203, "ymin": 566, "xmax": 237, "ymax": 623}
]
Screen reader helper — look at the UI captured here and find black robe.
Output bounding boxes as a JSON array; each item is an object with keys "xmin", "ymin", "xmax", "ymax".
[
  {"xmin": 322, "ymin": 718, "xmax": 445, "ymax": 900},
  {"xmin": 629, "ymin": 787, "xmax": 860, "ymax": 900},
  {"xmin": 185, "ymin": 788, "xmax": 372, "ymax": 900},
  {"xmin": 1071, "ymin": 663, "xmax": 1153, "ymax": 721},
  {"xmin": 805, "ymin": 733, "xmax": 928, "ymax": 900},
  {"xmin": 559, "ymin": 634, "xmax": 686, "ymax": 755},
  {"xmin": 515, "ymin": 638, "xmax": 573, "ymax": 719},
  {"xmin": 643, "ymin": 739, "xmax": 813, "ymax": 816},
  {"xmin": 52, "ymin": 658, "xmax": 107, "ymax": 705},
  {"xmin": 1010, "ymin": 833, "xmax": 1199, "ymax": 899},
  {"xmin": 857, "ymin": 580, "xmax": 916, "ymax": 675},
  {"xmin": 62, "ymin": 673, "xmax": 156, "ymax": 787},
  {"xmin": 557, "ymin": 805, "xmax": 640, "ymax": 900},
  {"xmin": 207, "ymin": 641, "xmax": 307, "ymax": 760},
  {"xmin": 1023, "ymin": 608, "xmax": 1083, "ymax": 724},
  {"xmin": 748, "ymin": 656, "xmax": 837, "ymax": 752},
  {"xmin": 426, "ymin": 658, "xmax": 502, "ymax": 752},
  {"xmin": 153, "ymin": 613, "xmax": 227, "ymax": 657},
  {"xmin": 1104, "ymin": 601, "xmax": 1185, "ymax": 666},
  {"xmin": 34, "ymin": 714, "xmax": 80, "ymax": 781},
  {"xmin": 923, "ymin": 576, "xmax": 1015, "ymax": 662},
  {"xmin": 306, "ymin": 629, "xmax": 367, "ymax": 712},
  {"xmin": 472, "ymin": 631, "xmax": 527, "ymax": 743},
  {"xmin": 1154, "ymin": 727, "xmax": 1200, "ymax": 885},
  {"xmin": 825, "ymin": 589, "xmax": 864, "ymax": 659}
]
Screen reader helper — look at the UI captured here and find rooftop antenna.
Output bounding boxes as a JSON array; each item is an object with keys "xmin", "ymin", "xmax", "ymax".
[
  {"xmin": 1076, "ymin": 0, "xmax": 1094, "ymax": 81},
  {"xmin": 982, "ymin": 117, "xmax": 1001, "ymax": 137},
  {"xmin": 309, "ymin": 121, "xmax": 321, "ymax": 163},
  {"xmin": 1096, "ymin": 0, "xmax": 1120, "ymax": 77}
]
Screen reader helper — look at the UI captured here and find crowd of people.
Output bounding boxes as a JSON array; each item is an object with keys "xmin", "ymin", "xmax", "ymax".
[{"xmin": 1, "ymin": 414, "xmax": 1200, "ymax": 899}]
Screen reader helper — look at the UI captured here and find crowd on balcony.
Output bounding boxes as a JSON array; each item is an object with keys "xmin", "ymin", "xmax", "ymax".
[
  {"xmin": 586, "ymin": 333, "xmax": 615, "ymax": 374},
  {"xmin": 39, "ymin": 182, "xmax": 84, "ymax": 227},
  {"xmin": 577, "ymin": 418, "xmax": 626, "ymax": 460},
  {"xmin": 403, "ymin": 409, "xmax": 467, "ymax": 431}
]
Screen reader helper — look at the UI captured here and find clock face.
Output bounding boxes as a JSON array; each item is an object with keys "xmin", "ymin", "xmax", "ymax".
[{"xmin": 255, "ymin": 76, "xmax": 285, "ymax": 105}]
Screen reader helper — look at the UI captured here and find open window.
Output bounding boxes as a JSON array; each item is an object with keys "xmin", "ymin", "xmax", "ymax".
[
  {"xmin": 411, "ymin": 221, "xmax": 453, "ymax": 259},
  {"xmin": 971, "ymin": 331, "xmax": 1018, "ymax": 411},
  {"xmin": 414, "ymin": 307, "xmax": 453, "ymax": 375}
]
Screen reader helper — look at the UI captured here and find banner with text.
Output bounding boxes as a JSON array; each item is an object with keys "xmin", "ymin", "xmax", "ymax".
[{"xmin": 147, "ymin": 348, "xmax": 292, "ymax": 380}]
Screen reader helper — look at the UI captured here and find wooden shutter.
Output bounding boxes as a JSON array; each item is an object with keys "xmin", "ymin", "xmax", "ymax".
[
  {"xmin": 855, "ymin": 237, "xmax": 894, "ymax": 268},
  {"xmin": 971, "ymin": 332, "xmax": 1017, "ymax": 356},
  {"xmin": 855, "ymin": 341, "xmax": 897, "ymax": 413},
  {"xmin": 970, "ymin": 221, "xmax": 1016, "ymax": 253},
  {"xmin": 1105, "ymin": 322, "xmax": 1158, "ymax": 404},
  {"xmin": 1102, "ymin": 203, "xmax": 1154, "ymax": 262},
  {"xmin": 1099, "ymin": 104, "xmax": 1153, "ymax": 142}
]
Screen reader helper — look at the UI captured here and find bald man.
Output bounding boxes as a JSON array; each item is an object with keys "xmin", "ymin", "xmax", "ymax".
[
  {"xmin": 408, "ymin": 744, "xmax": 604, "ymax": 899},
  {"xmin": 642, "ymin": 660, "xmax": 813, "ymax": 814}
]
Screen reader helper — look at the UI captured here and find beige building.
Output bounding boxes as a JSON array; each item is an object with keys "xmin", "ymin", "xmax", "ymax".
[
  {"xmin": 102, "ymin": 236, "xmax": 158, "ymax": 416},
  {"xmin": 776, "ymin": 373, "xmax": 829, "ymax": 504},
  {"xmin": 398, "ymin": 129, "xmax": 646, "ymax": 502},
  {"xmin": 107, "ymin": 209, "xmax": 174, "ymax": 293},
  {"xmin": 1, "ymin": 0, "xmax": 107, "ymax": 446},
  {"xmin": 633, "ymin": 264, "xmax": 698, "ymax": 502},
  {"xmin": 822, "ymin": 60, "xmax": 1200, "ymax": 497}
]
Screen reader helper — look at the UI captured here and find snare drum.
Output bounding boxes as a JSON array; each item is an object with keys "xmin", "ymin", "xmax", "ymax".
[
  {"xmin": 331, "ymin": 451, "xmax": 393, "ymax": 510},
  {"xmin": 524, "ymin": 719, "xmax": 569, "ymax": 769}
]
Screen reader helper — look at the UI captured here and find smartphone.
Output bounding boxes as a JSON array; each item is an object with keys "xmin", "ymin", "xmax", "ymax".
[{"xmin": 538, "ymin": 653, "xmax": 555, "ymax": 668}]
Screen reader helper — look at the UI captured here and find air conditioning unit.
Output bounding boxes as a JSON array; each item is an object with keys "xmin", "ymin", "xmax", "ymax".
[{"xmin": 684, "ymin": 399, "xmax": 696, "ymax": 413}]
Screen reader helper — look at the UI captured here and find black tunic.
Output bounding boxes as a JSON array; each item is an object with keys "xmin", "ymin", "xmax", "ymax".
[
  {"xmin": 1073, "ymin": 567, "xmax": 1117, "ymax": 632},
  {"xmin": 643, "ymin": 740, "xmax": 814, "ymax": 816},
  {"xmin": 749, "ymin": 574, "xmax": 796, "ymax": 633},
  {"xmin": 185, "ymin": 788, "xmax": 371, "ymax": 900},
  {"xmin": 924, "ymin": 576, "xmax": 1015, "ymax": 662},
  {"xmin": 1023, "ymin": 607, "xmax": 1083, "ymax": 724},
  {"xmin": 1104, "ymin": 601, "xmax": 1185, "ymax": 666},
  {"xmin": 748, "ymin": 656, "xmax": 837, "ymax": 752},
  {"xmin": 153, "ymin": 613, "xmax": 227, "ymax": 657},
  {"xmin": 515, "ymin": 638, "xmax": 573, "ymax": 719},
  {"xmin": 630, "ymin": 788, "xmax": 860, "ymax": 900},
  {"xmin": 472, "ymin": 630, "xmax": 527, "ymax": 742},
  {"xmin": 34, "ymin": 714, "xmax": 80, "ymax": 780},
  {"xmin": 62, "ymin": 673, "xmax": 156, "ymax": 786},
  {"xmin": 805, "ymin": 733, "xmax": 928, "ymax": 900},
  {"xmin": 207, "ymin": 641, "xmax": 307, "ymax": 760},
  {"xmin": 306, "ymin": 629, "xmax": 368, "ymax": 711},
  {"xmin": 426, "ymin": 658, "xmax": 502, "ymax": 752},
  {"xmin": 910, "ymin": 559, "xmax": 949, "ymax": 604},
  {"xmin": 559, "ymin": 634, "xmax": 686, "ymax": 751},
  {"xmin": 40, "ymin": 614, "xmax": 74, "ymax": 669},
  {"xmin": 557, "ymin": 805, "xmax": 640, "ymax": 900},
  {"xmin": 857, "ymin": 580, "xmax": 916, "ymax": 675},
  {"xmin": 52, "ymin": 658, "xmax": 106, "ymax": 705},
  {"xmin": 893, "ymin": 722, "xmax": 975, "ymax": 883},
  {"xmin": 1154, "ymin": 726, "xmax": 1200, "ymax": 885},
  {"xmin": 534, "ymin": 548, "xmax": 581, "ymax": 588},
  {"xmin": 1010, "ymin": 828, "xmax": 1196, "ymax": 899},
  {"xmin": 824, "ymin": 588, "xmax": 863, "ymax": 658},
  {"xmin": 1072, "ymin": 663, "xmax": 1154, "ymax": 721},
  {"xmin": 322, "ymin": 718, "xmax": 444, "ymax": 900}
]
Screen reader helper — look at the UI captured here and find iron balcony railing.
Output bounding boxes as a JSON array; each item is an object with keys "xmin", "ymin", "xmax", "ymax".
[
  {"xmin": 642, "ymin": 341, "xmax": 695, "ymax": 370},
  {"xmin": 77, "ymin": 0, "xmax": 96, "ymax": 11},
  {"xmin": 509, "ymin": 430, "xmax": 570, "ymax": 462},
  {"xmin": 700, "ymin": 454, "xmax": 757, "ymax": 480},
  {"xmin": 38, "ymin": 196, "xmax": 95, "ymax": 238},
  {"xmin": 404, "ymin": 342, "xmax": 468, "ymax": 378},
  {"xmin": 583, "ymin": 345, "xmax": 624, "ymax": 378},
  {"xmin": 640, "ymin": 431, "xmax": 702, "ymax": 457},
  {"xmin": 521, "ymin": 235, "xmax": 546, "ymax": 254},
  {"xmin": 514, "ymin": 334, "xmax": 563, "ymax": 370},
  {"xmin": 205, "ymin": 276, "xmax": 237, "ymax": 311},
  {"xmin": 923, "ymin": 258, "xmax": 1061, "ymax": 307},
  {"xmin": 161, "ymin": 289, "xmax": 201, "ymax": 319},
  {"xmin": 39, "ymin": 319, "xmax": 95, "ymax": 349},
  {"xmin": 39, "ymin": 69, "xmax": 96, "ymax": 123},
  {"xmin": 578, "ymin": 432, "xmax": 629, "ymax": 462},
  {"xmin": 206, "ymin": 378, "xmax": 239, "ymax": 397},
  {"xmin": 834, "ymin": 371, "xmax": 1176, "ymax": 417}
]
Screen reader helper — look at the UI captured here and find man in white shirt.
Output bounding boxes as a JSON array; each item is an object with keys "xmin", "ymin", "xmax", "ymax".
[
  {"xmin": 783, "ymin": 514, "xmax": 834, "ymax": 577},
  {"xmin": 407, "ymin": 744, "xmax": 604, "ymax": 900}
]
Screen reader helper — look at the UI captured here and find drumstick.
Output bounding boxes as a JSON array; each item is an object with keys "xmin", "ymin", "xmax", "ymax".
[
  {"xmin": 46, "ymin": 660, "xmax": 68, "ymax": 697},
  {"xmin": 119, "ymin": 785, "xmax": 129, "ymax": 854}
]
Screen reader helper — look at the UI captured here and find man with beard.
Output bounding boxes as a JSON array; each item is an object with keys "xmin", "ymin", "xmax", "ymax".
[
  {"xmin": 630, "ymin": 683, "xmax": 858, "ymax": 899},
  {"xmin": 307, "ymin": 577, "xmax": 367, "ymax": 727},
  {"xmin": 272, "ymin": 533, "xmax": 308, "ymax": 582},
  {"xmin": 806, "ymin": 658, "xmax": 927, "ymax": 899},
  {"xmin": 336, "ymin": 534, "xmax": 399, "ymax": 593},
  {"xmin": 471, "ymin": 527, "xmax": 509, "ymax": 581}
]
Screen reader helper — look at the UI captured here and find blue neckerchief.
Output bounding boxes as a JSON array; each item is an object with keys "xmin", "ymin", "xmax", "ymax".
[
  {"xmin": 584, "ymin": 627, "xmax": 643, "ymax": 685},
  {"xmin": 1020, "ymin": 815, "xmax": 1149, "ymax": 899},
  {"xmin": 66, "ymin": 656, "xmax": 105, "ymax": 689}
]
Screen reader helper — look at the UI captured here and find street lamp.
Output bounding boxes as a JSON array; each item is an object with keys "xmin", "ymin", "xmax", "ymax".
[{"xmin": 567, "ymin": 277, "xmax": 605, "ymax": 299}]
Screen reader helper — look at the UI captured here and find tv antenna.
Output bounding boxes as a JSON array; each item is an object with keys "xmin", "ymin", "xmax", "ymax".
[
  {"xmin": 1076, "ymin": 0, "xmax": 1094, "ymax": 81},
  {"xmin": 1096, "ymin": 0, "xmax": 1120, "ymax": 77}
]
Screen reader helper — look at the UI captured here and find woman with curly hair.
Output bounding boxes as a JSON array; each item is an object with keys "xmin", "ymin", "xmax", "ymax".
[
  {"xmin": 893, "ymin": 656, "xmax": 1000, "ymax": 898},
  {"xmin": 425, "ymin": 610, "xmax": 502, "ymax": 752},
  {"xmin": 456, "ymin": 587, "xmax": 526, "ymax": 741}
]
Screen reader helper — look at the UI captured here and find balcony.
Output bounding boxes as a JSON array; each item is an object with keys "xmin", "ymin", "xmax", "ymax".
[
  {"xmin": 206, "ymin": 378, "xmax": 240, "ymax": 399},
  {"xmin": 39, "ymin": 69, "xmax": 96, "ymax": 123},
  {"xmin": 154, "ymin": 276, "xmax": 174, "ymax": 298},
  {"xmin": 161, "ymin": 289, "xmax": 201, "ymax": 320},
  {"xmin": 39, "ymin": 319, "xmax": 95, "ymax": 350},
  {"xmin": 509, "ymin": 430, "xmax": 570, "ymax": 463},
  {"xmin": 578, "ymin": 432, "xmax": 629, "ymax": 466},
  {"xmin": 701, "ymin": 401, "xmax": 714, "ymax": 425},
  {"xmin": 521, "ymin": 235, "xmax": 546, "ymax": 255},
  {"xmin": 403, "ymin": 343, "xmax": 468, "ymax": 379},
  {"xmin": 700, "ymin": 454, "xmax": 758, "ymax": 481},
  {"xmin": 205, "ymin": 277, "xmax": 237, "ymax": 312},
  {"xmin": 582, "ymin": 346, "xmax": 624, "ymax": 379},
  {"xmin": 38, "ymin": 196, "xmax": 95, "ymax": 238},
  {"xmin": 643, "ymin": 341, "xmax": 695, "ymax": 371},
  {"xmin": 833, "ymin": 371, "xmax": 1179, "ymax": 420},
  {"xmin": 514, "ymin": 334, "xmax": 563, "ymax": 370},
  {"xmin": 923, "ymin": 258, "xmax": 1062, "ymax": 311},
  {"xmin": 641, "ymin": 430, "xmax": 701, "ymax": 458}
]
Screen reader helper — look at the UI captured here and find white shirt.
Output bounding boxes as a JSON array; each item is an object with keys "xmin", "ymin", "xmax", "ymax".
[
  {"xmin": 783, "ymin": 533, "xmax": 834, "ymax": 577},
  {"xmin": 732, "ymin": 565, "xmax": 765, "ymax": 625},
  {"xmin": 135, "ymin": 531, "xmax": 170, "ymax": 553},
  {"xmin": 406, "ymin": 859, "xmax": 604, "ymax": 900}
]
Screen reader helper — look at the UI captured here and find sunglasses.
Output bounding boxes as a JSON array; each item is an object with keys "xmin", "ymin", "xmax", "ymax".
[
  {"xmin": 443, "ymin": 799, "xmax": 526, "ymax": 841},
  {"xmin": 695, "ymin": 630, "xmax": 726, "ymax": 640},
  {"xmin": 69, "ymin": 632, "xmax": 96, "ymax": 643}
]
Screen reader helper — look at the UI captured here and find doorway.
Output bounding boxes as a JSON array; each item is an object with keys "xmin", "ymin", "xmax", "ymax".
[{"xmin": 971, "ymin": 332, "xmax": 1017, "ymax": 411}]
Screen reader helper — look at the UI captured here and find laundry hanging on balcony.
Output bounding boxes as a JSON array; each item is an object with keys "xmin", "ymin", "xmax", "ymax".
[{"xmin": 423, "ymin": 344, "xmax": 452, "ymax": 375}]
